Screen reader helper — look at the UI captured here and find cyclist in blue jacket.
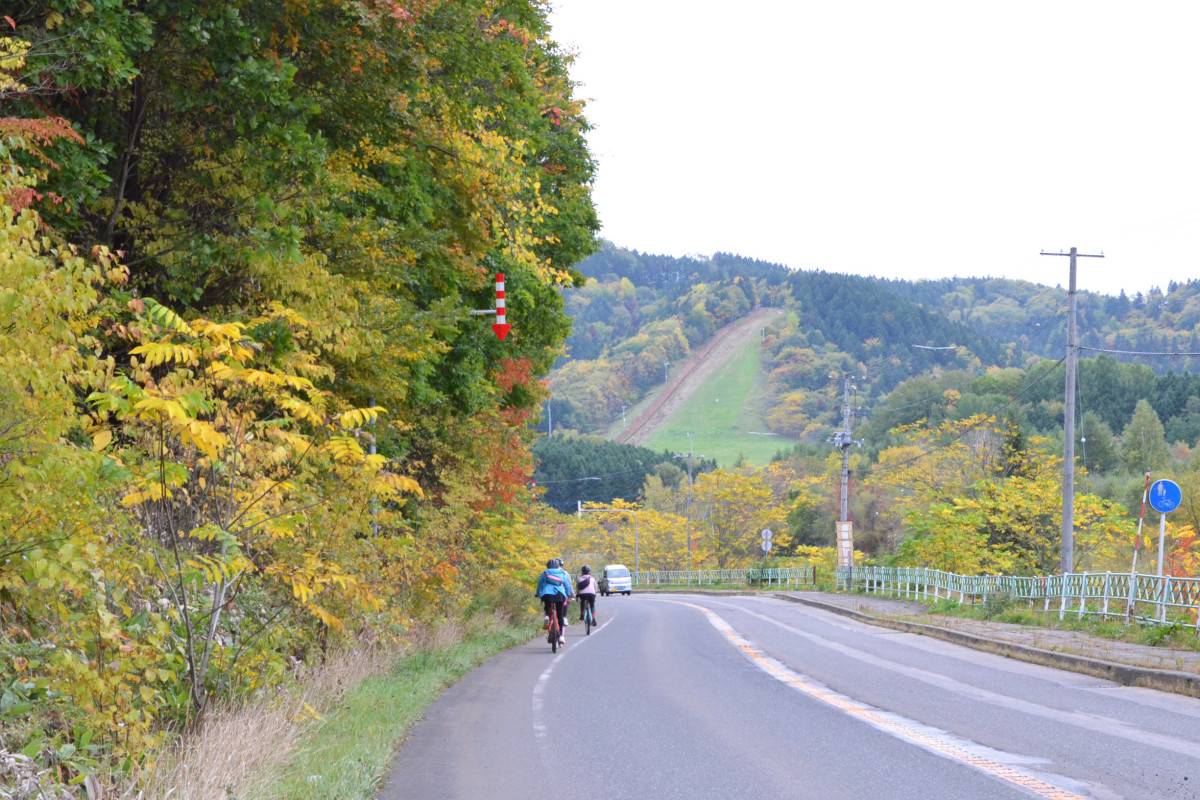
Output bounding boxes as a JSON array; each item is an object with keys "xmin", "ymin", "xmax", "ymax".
[{"xmin": 535, "ymin": 558, "xmax": 573, "ymax": 646}]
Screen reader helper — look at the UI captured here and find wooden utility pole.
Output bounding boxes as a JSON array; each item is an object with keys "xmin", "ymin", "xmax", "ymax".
[{"xmin": 1040, "ymin": 247, "xmax": 1104, "ymax": 574}]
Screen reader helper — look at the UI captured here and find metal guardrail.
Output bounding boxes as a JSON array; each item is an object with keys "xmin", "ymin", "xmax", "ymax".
[
  {"xmin": 837, "ymin": 566, "xmax": 1200, "ymax": 628},
  {"xmin": 632, "ymin": 566, "xmax": 816, "ymax": 588}
]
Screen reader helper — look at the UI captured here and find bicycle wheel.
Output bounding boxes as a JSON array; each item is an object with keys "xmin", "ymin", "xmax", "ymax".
[
  {"xmin": 548, "ymin": 613, "xmax": 559, "ymax": 653},
  {"xmin": 585, "ymin": 607, "xmax": 592, "ymax": 635}
]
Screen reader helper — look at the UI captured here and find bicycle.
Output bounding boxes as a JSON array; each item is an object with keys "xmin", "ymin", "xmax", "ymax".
[
  {"xmin": 582, "ymin": 602, "xmax": 595, "ymax": 635},
  {"xmin": 547, "ymin": 605, "xmax": 561, "ymax": 653}
]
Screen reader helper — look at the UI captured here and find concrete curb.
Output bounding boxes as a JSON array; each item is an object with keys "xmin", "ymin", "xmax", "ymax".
[
  {"xmin": 641, "ymin": 588, "xmax": 755, "ymax": 597},
  {"xmin": 773, "ymin": 593, "xmax": 1200, "ymax": 699}
]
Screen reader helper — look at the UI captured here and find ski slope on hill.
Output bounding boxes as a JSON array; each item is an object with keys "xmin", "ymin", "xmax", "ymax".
[{"xmin": 614, "ymin": 308, "xmax": 784, "ymax": 462}]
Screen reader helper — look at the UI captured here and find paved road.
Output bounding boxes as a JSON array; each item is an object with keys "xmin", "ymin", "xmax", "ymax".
[{"xmin": 380, "ymin": 595, "xmax": 1200, "ymax": 800}]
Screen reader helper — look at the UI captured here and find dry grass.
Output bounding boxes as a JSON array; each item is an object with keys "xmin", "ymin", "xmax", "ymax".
[
  {"xmin": 86, "ymin": 611, "xmax": 518, "ymax": 800},
  {"xmin": 139, "ymin": 641, "xmax": 416, "ymax": 800}
]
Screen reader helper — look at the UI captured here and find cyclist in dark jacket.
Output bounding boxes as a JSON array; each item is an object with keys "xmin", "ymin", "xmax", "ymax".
[{"xmin": 535, "ymin": 558, "xmax": 573, "ymax": 645}]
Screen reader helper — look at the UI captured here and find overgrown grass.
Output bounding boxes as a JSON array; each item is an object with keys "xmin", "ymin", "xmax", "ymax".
[
  {"xmin": 261, "ymin": 620, "xmax": 534, "ymax": 800},
  {"xmin": 641, "ymin": 339, "xmax": 787, "ymax": 467},
  {"xmin": 135, "ymin": 616, "xmax": 535, "ymax": 800}
]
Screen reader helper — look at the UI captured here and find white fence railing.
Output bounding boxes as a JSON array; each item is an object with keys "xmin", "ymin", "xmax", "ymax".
[
  {"xmin": 838, "ymin": 566, "xmax": 1200, "ymax": 628},
  {"xmin": 632, "ymin": 566, "xmax": 816, "ymax": 588}
]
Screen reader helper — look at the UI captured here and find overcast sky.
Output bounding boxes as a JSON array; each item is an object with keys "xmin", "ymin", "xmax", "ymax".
[{"xmin": 547, "ymin": 1, "xmax": 1200, "ymax": 297}]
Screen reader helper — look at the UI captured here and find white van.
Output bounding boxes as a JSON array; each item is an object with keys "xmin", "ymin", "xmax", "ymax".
[{"xmin": 600, "ymin": 564, "xmax": 632, "ymax": 596}]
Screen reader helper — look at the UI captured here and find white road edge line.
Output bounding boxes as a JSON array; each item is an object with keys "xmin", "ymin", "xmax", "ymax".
[
  {"xmin": 531, "ymin": 611, "xmax": 617, "ymax": 765},
  {"xmin": 710, "ymin": 599, "xmax": 1200, "ymax": 761},
  {"xmin": 657, "ymin": 598, "xmax": 1091, "ymax": 800}
]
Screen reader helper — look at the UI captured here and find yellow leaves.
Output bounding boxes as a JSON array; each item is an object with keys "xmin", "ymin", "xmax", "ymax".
[
  {"xmin": 276, "ymin": 395, "xmax": 324, "ymax": 426},
  {"xmin": 371, "ymin": 471, "xmax": 424, "ymax": 499},
  {"xmin": 339, "ymin": 405, "xmax": 386, "ymax": 429},
  {"xmin": 0, "ymin": 37, "xmax": 29, "ymax": 94},
  {"xmin": 181, "ymin": 419, "xmax": 227, "ymax": 460},
  {"xmin": 129, "ymin": 341, "xmax": 199, "ymax": 368},
  {"xmin": 185, "ymin": 552, "xmax": 248, "ymax": 585},
  {"xmin": 292, "ymin": 702, "xmax": 324, "ymax": 724},
  {"xmin": 143, "ymin": 298, "xmax": 191, "ymax": 335},
  {"xmin": 324, "ymin": 434, "xmax": 365, "ymax": 465},
  {"xmin": 92, "ymin": 428, "xmax": 113, "ymax": 451},
  {"xmin": 133, "ymin": 395, "xmax": 189, "ymax": 423},
  {"xmin": 189, "ymin": 318, "xmax": 246, "ymax": 342},
  {"xmin": 121, "ymin": 483, "xmax": 172, "ymax": 507},
  {"xmin": 230, "ymin": 368, "xmax": 287, "ymax": 389}
]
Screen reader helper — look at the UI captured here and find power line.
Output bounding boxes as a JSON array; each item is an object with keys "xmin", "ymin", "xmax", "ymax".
[
  {"xmin": 1079, "ymin": 346, "xmax": 1200, "ymax": 358},
  {"xmin": 535, "ymin": 467, "xmax": 649, "ymax": 485}
]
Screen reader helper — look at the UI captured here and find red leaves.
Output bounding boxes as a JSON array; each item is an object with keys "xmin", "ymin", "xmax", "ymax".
[
  {"xmin": 4, "ymin": 16, "xmax": 15, "ymax": 30},
  {"xmin": 495, "ymin": 356, "xmax": 534, "ymax": 394},
  {"xmin": 372, "ymin": 0, "xmax": 415, "ymax": 27}
]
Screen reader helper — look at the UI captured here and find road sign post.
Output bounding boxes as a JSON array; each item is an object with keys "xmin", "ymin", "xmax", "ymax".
[{"xmin": 1149, "ymin": 479, "xmax": 1182, "ymax": 622}]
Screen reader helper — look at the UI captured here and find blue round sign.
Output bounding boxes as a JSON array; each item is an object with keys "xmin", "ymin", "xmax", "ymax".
[{"xmin": 1149, "ymin": 479, "xmax": 1182, "ymax": 514}]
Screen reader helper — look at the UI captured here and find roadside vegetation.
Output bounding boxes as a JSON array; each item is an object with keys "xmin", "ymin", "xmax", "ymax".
[{"xmin": 2, "ymin": 1, "xmax": 594, "ymax": 795}]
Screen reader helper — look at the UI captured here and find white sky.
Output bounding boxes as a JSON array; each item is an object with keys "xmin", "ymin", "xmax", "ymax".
[{"xmin": 547, "ymin": 0, "xmax": 1200, "ymax": 297}]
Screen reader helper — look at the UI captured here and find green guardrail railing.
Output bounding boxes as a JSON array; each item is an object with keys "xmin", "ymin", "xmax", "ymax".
[
  {"xmin": 836, "ymin": 566, "xmax": 1200, "ymax": 628},
  {"xmin": 632, "ymin": 566, "xmax": 816, "ymax": 589}
]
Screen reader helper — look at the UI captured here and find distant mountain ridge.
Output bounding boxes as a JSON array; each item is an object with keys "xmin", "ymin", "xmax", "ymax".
[{"xmin": 548, "ymin": 242, "xmax": 1200, "ymax": 447}]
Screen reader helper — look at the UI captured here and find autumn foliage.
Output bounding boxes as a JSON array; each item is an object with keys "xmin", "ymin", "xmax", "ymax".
[{"xmin": 1, "ymin": 0, "xmax": 597, "ymax": 785}]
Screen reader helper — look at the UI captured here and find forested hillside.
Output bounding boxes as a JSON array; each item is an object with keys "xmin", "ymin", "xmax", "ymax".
[
  {"xmin": 2, "ymin": 2, "xmax": 596, "ymax": 792},
  {"xmin": 882, "ymin": 276, "xmax": 1200, "ymax": 372},
  {"xmin": 542, "ymin": 244, "xmax": 1200, "ymax": 577},
  {"xmin": 548, "ymin": 243, "xmax": 1012, "ymax": 439}
]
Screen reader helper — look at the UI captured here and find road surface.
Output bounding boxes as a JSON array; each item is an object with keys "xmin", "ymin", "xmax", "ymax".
[{"xmin": 380, "ymin": 595, "xmax": 1200, "ymax": 799}]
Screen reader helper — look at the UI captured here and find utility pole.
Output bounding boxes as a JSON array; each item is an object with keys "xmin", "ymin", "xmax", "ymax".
[
  {"xmin": 828, "ymin": 374, "xmax": 862, "ymax": 581},
  {"xmin": 1040, "ymin": 247, "xmax": 1104, "ymax": 574}
]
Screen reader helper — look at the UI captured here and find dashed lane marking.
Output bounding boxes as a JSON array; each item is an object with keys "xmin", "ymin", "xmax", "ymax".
[{"xmin": 531, "ymin": 611, "xmax": 616, "ymax": 763}]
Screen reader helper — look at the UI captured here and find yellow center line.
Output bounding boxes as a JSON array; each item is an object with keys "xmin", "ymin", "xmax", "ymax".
[{"xmin": 664, "ymin": 599, "xmax": 1089, "ymax": 800}]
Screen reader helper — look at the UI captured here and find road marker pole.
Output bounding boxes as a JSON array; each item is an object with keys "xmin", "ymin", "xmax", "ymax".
[
  {"xmin": 492, "ymin": 273, "xmax": 510, "ymax": 340},
  {"xmin": 468, "ymin": 272, "xmax": 511, "ymax": 340}
]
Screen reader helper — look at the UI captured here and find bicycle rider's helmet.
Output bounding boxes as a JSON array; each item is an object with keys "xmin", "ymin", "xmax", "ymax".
[
  {"xmin": 581, "ymin": 565, "xmax": 591, "ymax": 574},
  {"xmin": 546, "ymin": 558, "xmax": 557, "ymax": 569}
]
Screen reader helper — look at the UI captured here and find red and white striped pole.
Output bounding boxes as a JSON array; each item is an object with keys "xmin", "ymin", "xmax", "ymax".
[{"xmin": 492, "ymin": 273, "xmax": 510, "ymax": 341}]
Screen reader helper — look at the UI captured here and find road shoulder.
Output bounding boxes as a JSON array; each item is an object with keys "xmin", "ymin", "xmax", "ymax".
[{"xmin": 775, "ymin": 590, "xmax": 1200, "ymax": 697}]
